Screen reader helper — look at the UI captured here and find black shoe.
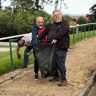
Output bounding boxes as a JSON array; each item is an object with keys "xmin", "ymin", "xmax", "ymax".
[
  {"xmin": 22, "ymin": 65, "xmax": 27, "ymax": 68},
  {"xmin": 49, "ymin": 77, "xmax": 60, "ymax": 82},
  {"xmin": 34, "ymin": 74, "xmax": 38, "ymax": 80}
]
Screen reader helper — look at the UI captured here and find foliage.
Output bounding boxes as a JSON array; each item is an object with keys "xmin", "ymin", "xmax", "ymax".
[
  {"xmin": 8, "ymin": 0, "xmax": 54, "ymax": 12},
  {"xmin": 70, "ymin": 29, "xmax": 96, "ymax": 45},
  {"xmin": 63, "ymin": 15, "xmax": 73, "ymax": 22},
  {"xmin": 87, "ymin": 16, "xmax": 96, "ymax": 23},
  {"xmin": 88, "ymin": 4, "xmax": 96, "ymax": 22},
  {"xmin": 0, "ymin": 9, "xmax": 52, "ymax": 38},
  {"xmin": 0, "ymin": 0, "xmax": 53, "ymax": 38},
  {"xmin": 12, "ymin": 0, "xmax": 41, "ymax": 13},
  {"xmin": 0, "ymin": 10, "xmax": 17, "ymax": 37},
  {"xmin": 0, "ymin": 46, "xmax": 34, "ymax": 76},
  {"xmin": 77, "ymin": 17, "xmax": 87, "ymax": 24},
  {"xmin": 89, "ymin": 4, "xmax": 96, "ymax": 14}
]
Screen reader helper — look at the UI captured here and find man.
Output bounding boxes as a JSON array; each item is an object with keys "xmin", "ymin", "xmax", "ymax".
[
  {"xmin": 16, "ymin": 33, "xmax": 33, "ymax": 68},
  {"xmin": 31, "ymin": 16, "xmax": 47, "ymax": 80},
  {"xmin": 38, "ymin": 10, "xmax": 70, "ymax": 86}
]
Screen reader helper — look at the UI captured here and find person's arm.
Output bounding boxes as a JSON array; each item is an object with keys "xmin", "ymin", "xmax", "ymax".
[
  {"xmin": 38, "ymin": 25, "xmax": 49, "ymax": 41},
  {"xmin": 31, "ymin": 22, "xmax": 38, "ymax": 44},
  {"xmin": 16, "ymin": 45, "xmax": 21, "ymax": 59}
]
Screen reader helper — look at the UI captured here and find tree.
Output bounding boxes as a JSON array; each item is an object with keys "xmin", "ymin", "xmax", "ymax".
[
  {"xmin": 0, "ymin": 0, "xmax": 7, "ymax": 9},
  {"xmin": 9, "ymin": 0, "xmax": 53, "ymax": 12},
  {"xmin": 9, "ymin": 0, "xmax": 36, "ymax": 13},
  {"xmin": 77, "ymin": 17, "xmax": 87, "ymax": 24},
  {"xmin": 89, "ymin": 4, "xmax": 96, "ymax": 13},
  {"xmin": 89, "ymin": 4, "xmax": 96, "ymax": 22},
  {"xmin": 9, "ymin": 0, "xmax": 67, "ymax": 12},
  {"xmin": 0, "ymin": 9, "xmax": 52, "ymax": 37},
  {"xmin": 63, "ymin": 15, "xmax": 73, "ymax": 22},
  {"xmin": 1, "ymin": 0, "xmax": 67, "ymax": 13},
  {"xmin": 0, "ymin": 0, "xmax": 1, "ymax": 9}
]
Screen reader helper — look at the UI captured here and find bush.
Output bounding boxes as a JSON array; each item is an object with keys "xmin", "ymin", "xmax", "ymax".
[{"xmin": 0, "ymin": 10, "xmax": 52, "ymax": 38}]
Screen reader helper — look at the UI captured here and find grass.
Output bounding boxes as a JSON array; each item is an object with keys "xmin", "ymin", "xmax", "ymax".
[
  {"xmin": 70, "ymin": 30, "xmax": 96, "ymax": 45},
  {"xmin": 0, "ymin": 46, "xmax": 34, "ymax": 76},
  {"xmin": 0, "ymin": 29, "xmax": 96, "ymax": 76}
]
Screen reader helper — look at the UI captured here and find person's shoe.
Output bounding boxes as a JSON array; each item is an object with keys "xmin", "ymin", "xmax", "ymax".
[
  {"xmin": 34, "ymin": 74, "xmax": 38, "ymax": 80},
  {"xmin": 58, "ymin": 80, "xmax": 68, "ymax": 86},
  {"xmin": 49, "ymin": 77, "xmax": 60, "ymax": 82},
  {"xmin": 22, "ymin": 65, "xmax": 27, "ymax": 68}
]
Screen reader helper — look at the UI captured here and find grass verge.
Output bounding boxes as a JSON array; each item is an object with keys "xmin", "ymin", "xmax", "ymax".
[{"xmin": 0, "ymin": 46, "xmax": 34, "ymax": 76}]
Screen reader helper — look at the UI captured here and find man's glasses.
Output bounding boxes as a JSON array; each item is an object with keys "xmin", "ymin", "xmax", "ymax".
[{"xmin": 53, "ymin": 14, "xmax": 61, "ymax": 17}]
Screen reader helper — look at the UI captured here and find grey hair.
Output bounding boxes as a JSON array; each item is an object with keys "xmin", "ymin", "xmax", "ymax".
[{"xmin": 52, "ymin": 10, "xmax": 62, "ymax": 15}]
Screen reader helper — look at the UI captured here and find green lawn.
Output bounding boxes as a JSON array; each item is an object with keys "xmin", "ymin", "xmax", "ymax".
[
  {"xmin": 70, "ymin": 30, "xmax": 96, "ymax": 45},
  {"xmin": 0, "ymin": 46, "xmax": 34, "ymax": 76}
]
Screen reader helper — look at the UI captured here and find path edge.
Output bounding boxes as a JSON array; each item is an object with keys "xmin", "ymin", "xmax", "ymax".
[{"xmin": 77, "ymin": 71, "xmax": 96, "ymax": 96}]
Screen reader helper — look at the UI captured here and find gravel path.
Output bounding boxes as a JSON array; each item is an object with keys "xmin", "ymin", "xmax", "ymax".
[{"xmin": 0, "ymin": 37, "xmax": 96, "ymax": 96}]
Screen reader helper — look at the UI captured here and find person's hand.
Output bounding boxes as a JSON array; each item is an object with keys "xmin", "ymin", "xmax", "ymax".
[
  {"xmin": 17, "ymin": 53, "xmax": 21, "ymax": 59},
  {"xmin": 51, "ymin": 39, "xmax": 57, "ymax": 44}
]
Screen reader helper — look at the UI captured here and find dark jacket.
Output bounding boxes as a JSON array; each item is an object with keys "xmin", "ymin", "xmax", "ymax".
[
  {"xmin": 38, "ymin": 20, "xmax": 70, "ymax": 50},
  {"xmin": 31, "ymin": 23, "xmax": 38, "ymax": 44},
  {"xmin": 31, "ymin": 23, "xmax": 47, "ymax": 45}
]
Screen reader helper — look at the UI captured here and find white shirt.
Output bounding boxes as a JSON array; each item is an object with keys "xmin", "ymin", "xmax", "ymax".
[{"xmin": 21, "ymin": 33, "xmax": 32, "ymax": 46}]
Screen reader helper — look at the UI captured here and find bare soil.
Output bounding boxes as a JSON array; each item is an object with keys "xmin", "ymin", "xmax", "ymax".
[{"xmin": 0, "ymin": 37, "xmax": 96, "ymax": 96}]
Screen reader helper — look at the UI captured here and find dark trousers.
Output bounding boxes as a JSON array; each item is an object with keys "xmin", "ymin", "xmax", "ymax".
[
  {"xmin": 34, "ymin": 59, "xmax": 39, "ymax": 74},
  {"xmin": 56, "ymin": 49, "xmax": 67, "ymax": 80},
  {"xmin": 23, "ymin": 46, "xmax": 33, "ymax": 66},
  {"xmin": 33, "ymin": 49, "xmax": 39, "ymax": 74}
]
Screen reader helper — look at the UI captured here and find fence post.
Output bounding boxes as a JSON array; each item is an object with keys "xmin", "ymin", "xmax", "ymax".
[
  {"xmin": 76, "ymin": 24, "xmax": 79, "ymax": 36},
  {"xmin": 9, "ymin": 38, "xmax": 18, "ymax": 71},
  {"xmin": 76, "ymin": 25, "xmax": 79, "ymax": 42}
]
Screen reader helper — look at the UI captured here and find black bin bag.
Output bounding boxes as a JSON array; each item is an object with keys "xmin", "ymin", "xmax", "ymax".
[{"xmin": 33, "ymin": 43, "xmax": 56, "ymax": 78}]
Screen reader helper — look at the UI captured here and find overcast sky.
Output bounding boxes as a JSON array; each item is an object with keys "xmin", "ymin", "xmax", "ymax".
[
  {"xmin": 2, "ymin": 0, "xmax": 96, "ymax": 16},
  {"xmin": 44, "ymin": 0, "xmax": 96, "ymax": 16}
]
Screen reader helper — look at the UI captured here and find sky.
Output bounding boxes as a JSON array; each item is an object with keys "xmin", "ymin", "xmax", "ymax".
[{"xmin": 2, "ymin": 0, "xmax": 96, "ymax": 16}]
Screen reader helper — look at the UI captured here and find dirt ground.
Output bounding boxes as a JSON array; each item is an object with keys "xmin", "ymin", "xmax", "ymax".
[{"xmin": 0, "ymin": 37, "xmax": 96, "ymax": 96}]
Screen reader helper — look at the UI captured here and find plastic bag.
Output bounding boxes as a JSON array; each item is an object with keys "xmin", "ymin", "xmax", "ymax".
[{"xmin": 33, "ymin": 43, "xmax": 56, "ymax": 78}]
